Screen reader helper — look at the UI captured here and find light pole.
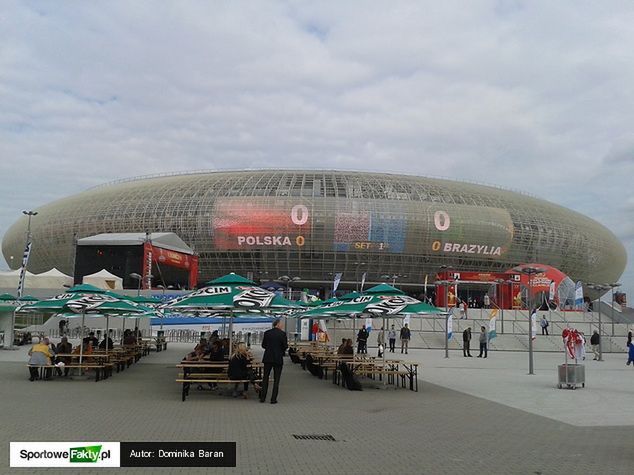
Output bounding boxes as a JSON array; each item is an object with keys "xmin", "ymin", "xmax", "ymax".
[
  {"xmin": 277, "ymin": 275, "xmax": 301, "ymax": 300},
  {"xmin": 516, "ymin": 266, "xmax": 545, "ymax": 375},
  {"xmin": 277, "ymin": 275, "xmax": 301, "ymax": 334},
  {"xmin": 588, "ymin": 283, "xmax": 609, "ymax": 361},
  {"xmin": 130, "ymin": 273, "xmax": 143, "ymax": 296},
  {"xmin": 609, "ymin": 282, "xmax": 621, "ymax": 337}
]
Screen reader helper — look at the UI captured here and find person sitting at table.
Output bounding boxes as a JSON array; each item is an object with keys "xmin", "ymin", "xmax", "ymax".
[
  {"xmin": 228, "ymin": 343, "xmax": 260, "ymax": 399},
  {"xmin": 83, "ymin": 331, "xmax": 99, "ymax": 348},
  {"xmin": 194, "ymin": 338, "xmax": 209, "ymax": 355},
  {"xmin": 55, "ymin": 336, "xmax": 73, "ymax": 377},
  {"xmin": 122, "ymin": 329, "xmax": 137, "ymax": 347},
  {"xmin": 183, "ymin": 346, "xmax": 205, "ymax": 361},
  {"xmin": 28, "ymin": 337, "xmax": 53, "ymax": 381},
  {"xmin": 209, "ymin": 330, "xmax": 219, "ymax": 346},
  {"xmin": 99, "ymin": 330, "xmax": 115, "ymax": 350},
  {"xmin": 341, "ymin": 339, "xmax": 354, "ymax": 356},
  {"xmin": 73, "ymin": 340, "xmax": 94, "ymax": 355},
  {"xmin": 337, "ymin": 338, "xmax": 347, "ymax": 354},
  {"xmin": 206, "ymin": 340, "xmax": 225, "ymax": 389},
  {"xmin": 220, "ymin": 338, "xmax": 230, "ymax": 358}
]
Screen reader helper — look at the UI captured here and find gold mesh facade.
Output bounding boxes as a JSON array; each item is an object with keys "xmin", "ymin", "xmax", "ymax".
[{"xmin": 1, "ymin": 170, "xmax": 626, "ymax": 287}]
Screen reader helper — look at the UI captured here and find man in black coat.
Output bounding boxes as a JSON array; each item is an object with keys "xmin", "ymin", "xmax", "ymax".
[
  {"xmin": 260, "ymin": 318, "xmax": 288, "ymax": 404},
  {"xmin": 463, "ymin": 327, "xmax": 472, "ymax": 357}
]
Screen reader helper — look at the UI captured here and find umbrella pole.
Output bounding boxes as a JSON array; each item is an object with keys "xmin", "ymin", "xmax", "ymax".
[
  {"xmin": 333, "ymin": 319, "xmax": 336, "ymax": 347},
  {"xmin": 353, "ymin": 317, "xmax": 356, "ymax": 356},
  {"xmin": 229, "ymin": 312, "xmax": 234, "ymax": 356},
  {"xmin": 105, "ymin": 315, "xmax": 109, "ymax": 357},
  {"xmin": 79, "ymin": 311, "xmax": 85, "ymax": 365},
  {"xmin": 121, "ymin": 317, "xmax": 126, "ymax": 344},
  {"xmin": 383, "ymin": 316, "xmax": 387, "ymax": 386},
  {"xmin": 9, "ymin": 308, "xmax": 17, "ymax": 349}
]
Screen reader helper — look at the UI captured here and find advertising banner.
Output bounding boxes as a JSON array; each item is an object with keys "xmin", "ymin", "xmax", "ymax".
[{"xmin": 212, "ymin": 198, "xmax": 311, "ymax": 250}]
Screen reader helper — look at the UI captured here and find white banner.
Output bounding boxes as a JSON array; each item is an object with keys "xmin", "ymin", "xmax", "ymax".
[
  {"xmin": 403, "ymin": 315, "xmax": 411, "ymax": 326},
  {"xmin": 17, "ymin": 241, "xmax": 32, "ymax": 298},
  {"xmin": 530, "ymin": 311, "xmax": 537, "ymax": 340},
  {"xmin": 575, "ymin": 281, "xmax": 584, "ymax": 307},
  {"xmin": 11, "ymin": 442, "xmax": 120, "ymax": 468},
  {"xmin": 360, "ymin": 272, "xmax": 367, "ymax": 292},
  {"xmin": 365, "ymin": 317, "xmax": 373, "ymax": 333},
  {"xmin": 333, "ymin": 272, "xmax": 343, "ymax": 294}
]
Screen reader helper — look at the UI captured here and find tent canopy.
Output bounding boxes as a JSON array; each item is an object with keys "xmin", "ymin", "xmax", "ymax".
[
  {"xmin": 29, "ymin": 268, "xmax": 73, "ymax": 289},
  {"xmin": 82, "ymin": 269, "xmax": 123, "ymax": 290},
  {"xmin": 77, "ymin": 232, "xmax": 194, "ymax": 255}
]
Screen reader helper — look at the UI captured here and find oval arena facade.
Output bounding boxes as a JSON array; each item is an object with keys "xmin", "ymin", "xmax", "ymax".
[{"xmin": 1, "ymin": 170, "xmax": 627, "ymax": 290}]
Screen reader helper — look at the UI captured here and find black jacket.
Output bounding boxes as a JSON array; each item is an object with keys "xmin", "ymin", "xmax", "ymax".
[
  {"xmin": 590, "ymin": 333, "xmax": 600, "ymax": 345},
  {"xmin": 228, "ymin": 354, "xmax": 249, "ymax": 380},
  {"xmin": 357, "ymin": 329, "xmax": 369, "ymax": 342},
  {"xmin": 463, "ymin": 329, "xmax": 471, "ymax": 342},
  {"xmin": 262, "ymin": 327, "xmax": 288, "ymax": 365}
]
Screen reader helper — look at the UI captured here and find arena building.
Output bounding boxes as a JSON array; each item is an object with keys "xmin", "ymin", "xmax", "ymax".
[{"xmin": 1, "ymin": 170, "xmax": 627, "ymax": 297}]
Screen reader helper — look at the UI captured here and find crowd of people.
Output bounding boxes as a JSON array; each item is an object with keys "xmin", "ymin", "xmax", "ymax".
[
  {"xmin": 26, "ymin": 329, "xmax": 140, "ymax": 381},
  {"xmin": 183, "ymin": 334, "xmax": 257, "ymax": 398}
]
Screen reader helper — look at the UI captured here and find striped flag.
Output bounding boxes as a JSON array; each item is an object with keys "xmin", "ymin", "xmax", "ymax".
[
  {"xmin": 333, "ymin": 272, "xmax": 343, "ymax": 294},
  {"xmin": 16, "ymin": 241, "xmax": 32, "ymax": 298},
  {"xmin": 488, "ymin": 308, "xmax": 498, "ymax": 340}
]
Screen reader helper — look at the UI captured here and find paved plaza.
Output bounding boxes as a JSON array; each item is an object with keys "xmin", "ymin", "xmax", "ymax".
[{"xmin": 1, "ymin": 343, "xmax": 633, "ymax": 474}]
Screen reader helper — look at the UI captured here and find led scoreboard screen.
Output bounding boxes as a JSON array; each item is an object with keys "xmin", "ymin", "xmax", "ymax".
[
  {"xmin": 212, "ymin": 197, "xmax": 515, "ymax": 258},
  {"xmin": 212, "ymin": 198, "xmax": 311, "ymax": 250}
]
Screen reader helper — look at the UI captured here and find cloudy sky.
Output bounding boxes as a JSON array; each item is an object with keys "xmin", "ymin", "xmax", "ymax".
[{"xmin": 1, "ymin": 1, "xmax": 633, "ymax": 298}]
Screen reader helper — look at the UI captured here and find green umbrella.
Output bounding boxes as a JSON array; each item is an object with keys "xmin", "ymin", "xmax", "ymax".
[
  {"xmin": 128, "ymin": 295, "xmax": 162, "ymax": 305},
  {"xmin": 364, "ymin": 283, "xmax": 405, "ymax": 295},
  {"xmin": 164, "ymin": 273, "xmax": 297, "ymax": 353},
  {"xmin": 0, "ymin": 293, "xmax": 17, "ymax": 302},
  {"xmin": 339, "ymin": 291, "xmax": 363, "ymax": 301},
  {"xmin": 17, "ymin": 295, "xmax": 39, "ymax": 302},
  {"xmin": 20, "ymin": 293, "xmax": 148, "ymax": 364},
  {"xmin": 205, "ymin": 273, "xmax": 256, "ymax": 286},
  {"xmin": 66, "ymin": 284, "xmax": 108, "ymax": 294}
]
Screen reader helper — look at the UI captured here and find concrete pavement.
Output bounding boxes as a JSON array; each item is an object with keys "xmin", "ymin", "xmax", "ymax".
[{"xmin": 1, "ymin": 342, "xmax": 632, "ymax": 474}]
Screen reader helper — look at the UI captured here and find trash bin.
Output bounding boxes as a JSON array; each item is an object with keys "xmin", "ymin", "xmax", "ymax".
[{"xmin": 557, "ymin": 364, "xmax": 585, "ymax": 389}]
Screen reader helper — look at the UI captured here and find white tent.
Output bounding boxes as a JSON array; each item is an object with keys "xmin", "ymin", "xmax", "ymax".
[
  {"xmin": 82, "ymin": 269, "xmax": 123, "ymax": 290},
  {"xmin": 29, "ymin": 268, "xmax": 74, "ymax": 289},
  {"xmin": 0, "ymin": 269, "xmax": 35, "ymax": 288}
]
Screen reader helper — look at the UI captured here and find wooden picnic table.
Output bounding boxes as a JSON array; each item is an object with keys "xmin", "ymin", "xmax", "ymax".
[{"xmin": 176, "ymin": 361, "xmax": 264, "ymax": 401}]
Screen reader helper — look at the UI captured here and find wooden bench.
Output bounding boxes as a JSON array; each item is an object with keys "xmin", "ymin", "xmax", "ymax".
[
  {"xmin": 28, "ymin": 364, "xmax": 111, "ymax": 382},
  {"xmin": 176, "ymin": 377, "xmax": 263, "ymax": 401},
  {"xmin": 176, "ymin": 362, "xmax": 263, "ymax": 401}
]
